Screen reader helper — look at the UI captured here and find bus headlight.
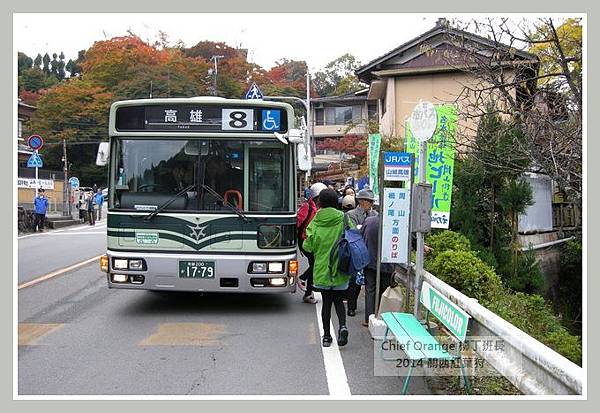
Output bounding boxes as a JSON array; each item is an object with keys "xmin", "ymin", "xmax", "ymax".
[
  {"xmin": 252, "ymin": 262, "xmax": 267, "ymax": 273},
  {"xmin": 269, "ymin": 278, "xmax": 286, "ymax": 287},
  {"xmin": 114, "ymin": 259, "xmax": 128, "ymax": 270},
  {"xmin": 112, "ymin": 274, "xmax": 128, "ymax": 283},
  {"xmin": 129, "ymin": 260, "xmax": 144, "ymax": 270},
  {"xmin": 267, "ymin": 262, "xmax": 284, "ymax": 273}
]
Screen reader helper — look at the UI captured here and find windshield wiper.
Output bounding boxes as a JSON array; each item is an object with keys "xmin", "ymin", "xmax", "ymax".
[
  {"xmin": 143, "ymin": 184, "xmax": 196, "ymax": 221},
  {"xmin": 200, "ymin": 184, "xmax": 250, "ymax": 223}
]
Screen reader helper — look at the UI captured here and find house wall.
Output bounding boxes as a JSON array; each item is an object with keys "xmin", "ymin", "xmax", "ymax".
[
  {"xmin": 391, "ymin": 70, "xmax": 517, "ymax": 147},
  {"xmin": 379, "ymin": 77, "xmax": 396, "ymax": 137}
]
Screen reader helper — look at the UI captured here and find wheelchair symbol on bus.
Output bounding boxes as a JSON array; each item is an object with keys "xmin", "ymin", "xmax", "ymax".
[{"xmin": 261, "ymin": 110, "xmax": 281, "ymax": 131}]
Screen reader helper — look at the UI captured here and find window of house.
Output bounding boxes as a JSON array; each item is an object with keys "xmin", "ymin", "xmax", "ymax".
[
  {"xmin": 368, "ymin": 104, "xmax": 378, "ymax": 121},
  {"xmin": 352, "ymin": 105, "xmax": 363, "ymax": 123},
  {"xmin": 315, "ymin": 108, "xmax": 324, "ymax": 126}
]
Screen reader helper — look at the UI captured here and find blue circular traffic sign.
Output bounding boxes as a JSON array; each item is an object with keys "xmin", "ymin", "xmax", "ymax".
[
  {"xmin": 69, "ymin": 177, "xmax": 80, "ymax": 189},
  {"xmin": 28, "ymin": 134, "xmax": 44, "ymax": 151}
]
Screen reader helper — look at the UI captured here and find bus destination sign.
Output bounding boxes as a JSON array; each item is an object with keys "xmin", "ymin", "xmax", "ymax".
[{"xmin": 116, "ymin": 105, "xmax": 286, "ymax": 133}]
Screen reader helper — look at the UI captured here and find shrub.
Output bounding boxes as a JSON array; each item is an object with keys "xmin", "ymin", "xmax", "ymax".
[
  {"xmin": 487, "ymin": 291, "xmax": 582, "ymax": 365},
  {"xmin": 426, "ymin": 230, "xmax": 471, "ymax": 260},
  {"xmin": 427, "ymin": 250, "xmax": 503, "ymax": 304}
]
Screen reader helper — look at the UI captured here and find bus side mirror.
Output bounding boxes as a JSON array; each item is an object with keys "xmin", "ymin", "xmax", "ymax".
[
  {"xmin": 96, "ymin": 142, "xmax": 110, "ymax": 166},
  {"xmin": 297, "ymin": 143, "xmax": 312, "ymax": 172},
  {"xmin": 287, "ymin": 128, "xmax": 304, "ymax": 144}
]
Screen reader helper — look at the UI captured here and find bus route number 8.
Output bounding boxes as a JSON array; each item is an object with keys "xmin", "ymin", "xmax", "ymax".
[{"xmin": 229, "ymin": 111, "xmax": 248, "ymax": 129}]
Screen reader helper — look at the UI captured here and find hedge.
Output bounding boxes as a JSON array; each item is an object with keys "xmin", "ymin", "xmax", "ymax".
[{"xmin": 424, "ymin": 230, "xmax": 582, "ymax": 365}]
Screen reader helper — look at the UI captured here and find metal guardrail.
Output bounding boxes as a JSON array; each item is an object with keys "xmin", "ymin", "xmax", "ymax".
[{"xmin": 418, "ymin": 270, "xmax": 583, "ymax": 395}]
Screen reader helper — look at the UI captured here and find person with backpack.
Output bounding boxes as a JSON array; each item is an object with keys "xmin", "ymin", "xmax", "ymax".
[
  {"xmin": 303, "ymin": 188, "xmax": 352, "ymax": 347},
  {"xmin": 296, "ymin": 182, "xmax": 327, "ymax": 304},
  {"xmin": 343, "ymin": 188, "xmax": 377, "ymax": 316}
]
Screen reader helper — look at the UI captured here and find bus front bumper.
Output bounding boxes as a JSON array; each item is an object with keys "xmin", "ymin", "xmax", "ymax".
[{"xmin": 105, "ymin": 250, "xmax": 298, "ymax": 293}]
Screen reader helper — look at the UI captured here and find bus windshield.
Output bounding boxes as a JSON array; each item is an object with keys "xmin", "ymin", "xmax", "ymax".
[{"xmin": 111, "ymin": 138, "xmax": 290, "ymax": 213}]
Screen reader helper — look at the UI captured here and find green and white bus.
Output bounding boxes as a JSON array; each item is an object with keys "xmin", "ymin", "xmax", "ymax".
[{"xmin": 99, "ymin": 97, "xmax": 311, "ymax": 293}]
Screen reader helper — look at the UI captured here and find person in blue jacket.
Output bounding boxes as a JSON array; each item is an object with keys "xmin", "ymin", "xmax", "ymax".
[
  {"xmin": 33, "ymin": 188, "xmax": 49, "ymax": 232},
  {"xmin": 95, "ymin": 188, "xmax": 104, "ymax": 221}
]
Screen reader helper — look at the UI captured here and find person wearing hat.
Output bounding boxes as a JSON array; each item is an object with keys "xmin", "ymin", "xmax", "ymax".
[
  {"xmin": 341, "ymin": 194, "xmax": 355, "ymax": 212},
  {"xmin": 33, "ymin": 188, "xmax": 49, "ymax": 232},
  {"xmin": 296, "ymin": 182, "xmax": 327, "ymax": 304},
  {"xmin": 346, "ymin": 188, "xmax": 378, "ymax": 228},
  {"xmin": 344, "ymin": 188, "xmax": 378, "ymax": 317}
]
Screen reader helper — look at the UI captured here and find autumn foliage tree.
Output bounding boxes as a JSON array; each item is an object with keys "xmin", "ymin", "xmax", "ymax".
[
  {"xmin": 316, "ymin": 134, "xmax": 368, "ymax": 165},
  {"xmin": 22, "ymin": 34, "xmax": 319, "ymax": 185}
]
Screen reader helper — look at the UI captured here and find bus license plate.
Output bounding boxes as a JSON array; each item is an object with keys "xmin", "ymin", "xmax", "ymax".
[{"xmin": 178, "ymin": 261, "xmax": 215, "ymax": 279}]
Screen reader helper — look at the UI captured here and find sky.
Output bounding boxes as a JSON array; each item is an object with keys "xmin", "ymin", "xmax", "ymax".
[{"xmin": 14, "ymin": 13, "xmax": 442, "ymax": 72}]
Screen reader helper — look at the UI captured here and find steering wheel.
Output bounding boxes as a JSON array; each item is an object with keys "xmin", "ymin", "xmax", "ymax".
[{"xmin": 137, "ymin": 183, "xmax": 170, "ymax": 193}]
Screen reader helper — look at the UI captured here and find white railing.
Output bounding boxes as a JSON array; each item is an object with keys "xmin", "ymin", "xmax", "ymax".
[{"xmin": 420, "ymin": 270, "xmax": 583, "ymax": 395}]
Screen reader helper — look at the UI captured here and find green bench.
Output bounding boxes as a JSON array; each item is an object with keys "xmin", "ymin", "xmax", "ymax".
[{"xmin": 381, "ymin": 281, "xmax": 472, "ymax": 395}]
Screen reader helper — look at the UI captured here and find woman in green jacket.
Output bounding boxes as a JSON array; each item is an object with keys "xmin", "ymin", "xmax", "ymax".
[{"xmin": 303, "ymin": 188, "xmax": 351, "ymax": 347}]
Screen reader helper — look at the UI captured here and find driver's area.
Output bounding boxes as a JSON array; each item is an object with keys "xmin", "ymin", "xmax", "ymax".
[{"xmin": 114, "ymin": 139, "xmax": 245, "ymax": 213}]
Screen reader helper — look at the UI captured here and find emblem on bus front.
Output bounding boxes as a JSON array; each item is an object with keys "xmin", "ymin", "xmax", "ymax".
[{"xmin": 188, "ymin": 223, "xmax": 208, "ymax": 241}]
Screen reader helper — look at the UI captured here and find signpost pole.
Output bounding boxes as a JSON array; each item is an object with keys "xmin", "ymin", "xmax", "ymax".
[
  {"xmin": 62, "ymin": 139, "xmax": 69, "ymax": 216},
  {"xmin": 405, "ymin": 155, "xmax": 415, "ymax": 313},
  {"xmin": 306, "ymin": 69, "xmax": 311, "ymax": 178},
  {"xmin": 414, "ymin": 140, "xmax": 427, "ymax": 318},
  {"xmin": 375, "ymin": 150, "xmax": 384, "ymax": 316},
  {"xmin": 408, "ymin": 101, "xmax": 437, "ymax": 319},
  {"xmin": 34, "ymin": 150, "xmax": 39, "ymax": 198}
]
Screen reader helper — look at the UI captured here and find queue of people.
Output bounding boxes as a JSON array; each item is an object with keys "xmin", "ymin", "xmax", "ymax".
[
  {"xmin": 77, "ymin": 186, "xmax": 105, "ymax": 225},
  {"xmin": 297, "ymin": 181, "xmax": 390, "ymax": 347}
]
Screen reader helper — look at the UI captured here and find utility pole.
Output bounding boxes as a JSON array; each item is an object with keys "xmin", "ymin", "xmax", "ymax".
[
  {"xmin": 210, "ymin": 55, "xmax": 225, "ymax": 96},
  {"xmin": 62, "ymin": 139, "xmax": 69, "ymax": 216},
  {"xmin": 306, "ymin": 69, "xmax": 312, "ymax": 180}
]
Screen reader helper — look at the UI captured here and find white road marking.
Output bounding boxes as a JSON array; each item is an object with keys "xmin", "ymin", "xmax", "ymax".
[
  {"xmin": 68, "ymin": 223, "xmax": 106, "ymax": 231},
  {"xmin": 43, "ymin": 232, "xmax": 107, "ymax": 235},
  {"xmin": 313, "ymin": 292, "xmax": 351, "ymax": 397},
  {"xmin": 18, "ymin": 255, "xmax": 103, "ymax": 290}
]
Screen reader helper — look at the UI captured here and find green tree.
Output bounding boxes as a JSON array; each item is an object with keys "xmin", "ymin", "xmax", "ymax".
[
  {"xmin": 28, "ymin": 79, "xmax": 113, "ymax": 182},
  {"xmin": 42, "ymin": 53, "xmax": 50, "ymax": 75},
  {"xmin": 450, "ymin": 103, "xmax": 543, "ymax": 293},
  {"xmin": 18, "ymin": 52, "xmax": 33, "ymax": 75},
  {"xmin": 19, "ymin": 68, "xmax": 46, "ymax": 92},
  {"xmin": 34, "ymin": 53, "xmax": 42, "ymax": 69},
  {"xmin": 66, "ymin": 50, "xmax": 86, "ymax": 77},
  {"xmin": 313, "ymin": 53, "xmax": 364, "ymax": 97}
]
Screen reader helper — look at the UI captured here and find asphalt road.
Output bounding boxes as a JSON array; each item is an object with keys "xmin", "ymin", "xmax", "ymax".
[{"xmin": 17, "ymin": 221, "xmax": 430, "ymax": 396}]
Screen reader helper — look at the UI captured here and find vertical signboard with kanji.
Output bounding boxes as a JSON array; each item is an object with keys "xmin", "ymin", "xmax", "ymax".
[
  {"xmin": 406, "ymin": 105, "xmax": 457, "ymax": 229},
  {"xmin": 368, "ymin": 133, "xmax": 381, "ymax": 198},
  {"xmin": 381, "ymin": 188, "xmax": 411, "ymax": 263}
]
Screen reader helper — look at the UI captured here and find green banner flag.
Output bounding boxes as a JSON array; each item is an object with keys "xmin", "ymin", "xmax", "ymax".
[
  {"xmin": 368, "ymin": 133, "xmax": 381, "ymax": 198},
  {"xmin": 406, "ymin": 105, "xmax": 457, "ymax": 229}
]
